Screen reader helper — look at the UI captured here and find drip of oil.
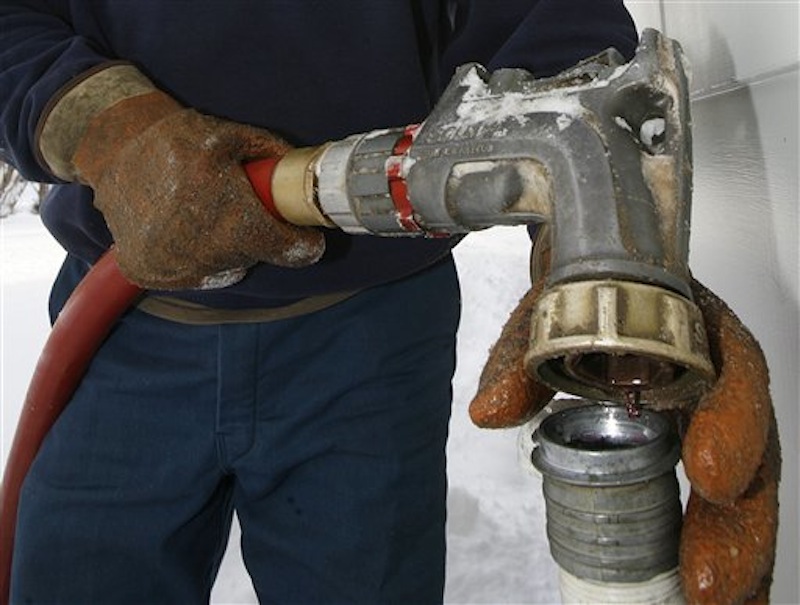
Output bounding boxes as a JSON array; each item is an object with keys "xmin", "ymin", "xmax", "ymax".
[
  {"xmin": 624, "ymin": 388, "xmax": 642, "ymax": 418},
  {"xmin": 564, "ymin": 353, "xmax": 680, "ymax": 418}
]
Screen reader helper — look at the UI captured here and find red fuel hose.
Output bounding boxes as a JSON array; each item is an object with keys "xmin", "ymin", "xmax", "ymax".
[
  {"xmin": 244, "ymin": 157, "xmax": 283, "ymax": 222},
  {"xmin": 0, "ymin": 160, "xmax": 278, "ymax": 603},
  {"xmin": 0, "ymin": 249, "xmax": 143, "ymax": 604}
]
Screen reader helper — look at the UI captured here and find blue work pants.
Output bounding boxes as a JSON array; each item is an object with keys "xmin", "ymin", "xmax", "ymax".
[{"xmin": 11, "ymin": 255, "xmax": 460, "ymax": 604}]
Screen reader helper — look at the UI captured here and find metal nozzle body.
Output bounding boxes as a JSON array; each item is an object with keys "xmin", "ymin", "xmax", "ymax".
[{"xmin": 268, "ymin": 29, "xmax": 714, "ymax": 404}]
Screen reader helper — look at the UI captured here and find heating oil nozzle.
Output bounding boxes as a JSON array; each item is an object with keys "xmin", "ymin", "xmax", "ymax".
[{"xmin": 245, "ymin": 28, "xmax": 715, "ymax": 406}]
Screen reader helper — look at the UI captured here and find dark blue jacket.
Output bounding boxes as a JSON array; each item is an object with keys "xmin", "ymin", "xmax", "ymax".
[{"xmin": 0, "ymin": 0, "xmax": 637, "ymax": 308}]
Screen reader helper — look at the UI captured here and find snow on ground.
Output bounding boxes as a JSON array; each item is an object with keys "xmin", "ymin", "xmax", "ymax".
[{"xmin": 0, "ymin": 214, "xmax": 560, "ymax": 604}]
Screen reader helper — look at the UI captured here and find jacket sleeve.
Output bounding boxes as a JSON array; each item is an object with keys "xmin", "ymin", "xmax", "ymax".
[
  {"xmin": 0, "ymin": 1, "xmax": 112, "ymax": 181},
  {"xmin": 442, "ymin": 0, "xmax": 638, "ymax": 78}
]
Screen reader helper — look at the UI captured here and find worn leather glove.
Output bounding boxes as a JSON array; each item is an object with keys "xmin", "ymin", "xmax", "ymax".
[
  {"xmin": 37, "ymin": 64, "xmax": 324, "ymax": 289},
  {"xmin": 469, "ymin": 234, "xmax": 781, "ymax": 605}
]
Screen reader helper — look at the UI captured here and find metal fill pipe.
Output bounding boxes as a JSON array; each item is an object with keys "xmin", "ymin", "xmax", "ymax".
[{"xmin": 532, "ymin": 402, "xmax": 684, "ymax": 604}]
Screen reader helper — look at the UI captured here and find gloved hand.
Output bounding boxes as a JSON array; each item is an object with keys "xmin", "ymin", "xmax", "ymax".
[
  {"xmin": 678, "ymin": 280, "xmax": 780, "ymax": 605},
  {"xmin": 468, "ymin": 227, "xmax": 555, "ymax": 428},
  {"xmin": 469, "ymin": 236, "xmax": 780, "ymax": 604},
  {"xmin": 37, "ymin": 65, "xmax": 324, "ymax": 289}
]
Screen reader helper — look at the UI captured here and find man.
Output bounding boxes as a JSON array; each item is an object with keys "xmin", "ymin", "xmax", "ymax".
[{"xmin": 0, "ymin": 1, "xmax": 779, "ymax": 603}]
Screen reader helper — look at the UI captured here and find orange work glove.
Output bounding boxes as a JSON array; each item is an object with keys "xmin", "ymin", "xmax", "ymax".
[
  {"xmin": 468, "ymin": 227, "xmax": 555, "ymax": 428},
  {"xmin": 37, "ymin": 64, "xmax": 324, "ymax": 290},
  {"xmin": 469, "ymin": 240, "xmax": 780, "ymax": 604},
  {"xmin": 678, "ymin": 280, "xmax": 780, "ymax": 605}
]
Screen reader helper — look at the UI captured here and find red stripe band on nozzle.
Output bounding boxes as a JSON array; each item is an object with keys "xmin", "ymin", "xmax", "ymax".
[{"xmin": 387, "ymin": 125, "xmax": 423, "ymax": 233}]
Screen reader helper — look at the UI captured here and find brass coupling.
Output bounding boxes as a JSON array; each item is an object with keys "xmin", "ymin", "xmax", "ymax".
[
  {"xmin": 525, "ymin": 280, "xmax": 715, "ymax": 405},
  {"xmin": 270, "ymin": 145, "xmax": 335, "ymax": 228}
]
